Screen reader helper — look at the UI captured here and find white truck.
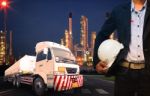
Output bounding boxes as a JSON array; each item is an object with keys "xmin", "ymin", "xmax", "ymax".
[{"xmin": 4, "ymin": 41, "xmax": 83, "ymax": 96}]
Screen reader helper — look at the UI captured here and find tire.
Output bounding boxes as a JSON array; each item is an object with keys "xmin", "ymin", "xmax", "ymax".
[
  {"xmin": 33, "ymin": 77, "xmax": 46, "ymax": 96},
  {"xmin": 13, "ymin": 78, "xmax": 16, "ymax": 86},
  {"xmin": 15, "ymin": 77, "xmax": 21, "ymax": 88}
]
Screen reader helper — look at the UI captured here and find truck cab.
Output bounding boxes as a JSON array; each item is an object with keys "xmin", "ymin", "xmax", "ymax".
[{"xmin": 35, "ymin": 41, "xmax": 83, "ymax": 91}]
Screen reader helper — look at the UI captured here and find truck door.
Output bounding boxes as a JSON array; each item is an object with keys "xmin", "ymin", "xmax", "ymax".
[
  {"xmin": 35, "ymin": 49, "xmax": 47, "ymax": 73},
  {"xmin": 35, "ymin": 48, "xmax": 53, "ymax": 75}
]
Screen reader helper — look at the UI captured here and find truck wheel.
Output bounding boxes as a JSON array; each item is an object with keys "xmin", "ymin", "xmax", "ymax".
[
  {"xmin": 33, "ymin": 77, "xmax": 46, "ymax": 96},
  {"xmin": 16, "ymin": 77, "xmax": 21, "ymax": 88},
  {"xmin": 13, "ymin": 78, "xmax": 16, "ymax": 86}
]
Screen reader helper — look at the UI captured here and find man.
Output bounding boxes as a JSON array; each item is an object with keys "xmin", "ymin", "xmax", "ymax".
[{"xmin": 93, "ymin": 0, "xmax": 150, "ymax": 96}]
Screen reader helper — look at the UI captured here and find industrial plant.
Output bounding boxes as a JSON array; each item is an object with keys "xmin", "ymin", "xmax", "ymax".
[{"xmin": 61, "ymin": 13, "xmax": 96, "ymax": 67}]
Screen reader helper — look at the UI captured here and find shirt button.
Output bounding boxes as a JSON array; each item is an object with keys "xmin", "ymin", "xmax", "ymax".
[
  {"xmin": 137, "ymin": 25, "xmax": 140, "ymax": 27},
  {"xmin": 138, "ymin": 55, "xmax": 140, "ymax": 58},
  {"xmin": 138, "ymin": 45, "xmax": 140, "ymax": 47},
  {"xmin": 137, "ymin": 35, "xmax": 140, "ymax": 37}
]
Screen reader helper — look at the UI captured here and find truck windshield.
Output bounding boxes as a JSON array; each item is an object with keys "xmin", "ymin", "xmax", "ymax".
[
  {"xmin": 52, "ymin": 47, "xmax": 75, "ymax": 64},
  {"xmin": 36, "ymin": 50, "xmax": 47, "ymax": 62}
]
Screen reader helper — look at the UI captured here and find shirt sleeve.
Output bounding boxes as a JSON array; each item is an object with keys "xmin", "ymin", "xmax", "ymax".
[{"xmin": 93, "ymin": 9, "xmax": 117, "ymax": 69}]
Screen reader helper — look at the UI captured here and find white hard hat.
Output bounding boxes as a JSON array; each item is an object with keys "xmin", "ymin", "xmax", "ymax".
[{"xmin": 98, "ymin": 39, "xmax": 124, "ymax": 68}]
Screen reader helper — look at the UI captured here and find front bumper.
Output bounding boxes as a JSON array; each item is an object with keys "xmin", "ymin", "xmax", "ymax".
[{"xmin": 53, "ymin": 75, "xmax": 83, "ymax": 91}]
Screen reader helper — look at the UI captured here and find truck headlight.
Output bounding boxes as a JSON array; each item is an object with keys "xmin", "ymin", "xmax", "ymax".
[{"xmin": 58, "ymin": 67, "xmax": 66, "ymax": 73}]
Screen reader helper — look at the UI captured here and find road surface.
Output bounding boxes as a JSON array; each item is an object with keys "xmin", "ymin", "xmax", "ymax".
[{"xmin": 0, "ymin": 75, "xmax": 114, "ymax": 96}]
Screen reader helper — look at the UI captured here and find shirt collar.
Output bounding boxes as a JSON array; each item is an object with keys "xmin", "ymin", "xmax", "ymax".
[{"xmin": 131, "ymin": 0, "xmax": 147, "ymax": 12}]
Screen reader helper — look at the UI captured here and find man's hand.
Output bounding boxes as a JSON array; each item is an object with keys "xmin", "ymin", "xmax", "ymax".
[{"xmin": 96, "ymin": 61, "xmax": 108, "ymax": 74}]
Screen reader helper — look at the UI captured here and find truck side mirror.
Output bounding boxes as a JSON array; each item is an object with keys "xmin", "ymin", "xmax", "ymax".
[{"xmin": 43, "ymin": 48, "xmax": 48, "ymax": 55}]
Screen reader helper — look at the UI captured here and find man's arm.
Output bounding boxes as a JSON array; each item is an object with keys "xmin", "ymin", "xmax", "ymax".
[{"xmin": 93, "ymin": 10, "xmax": 117, "ymax": 71}]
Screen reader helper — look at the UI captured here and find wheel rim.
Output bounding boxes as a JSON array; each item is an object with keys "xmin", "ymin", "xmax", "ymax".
[
  {"xmin": 36, "ymin": 82, "xmax": 42, "ymax": 89},
  {"xmin": 16, "ymin": 80, "xmax": 20, "ymax": 87},
  {"xmin": 34, "ymin": 78, "xmax": 45, "ymax": 96}
]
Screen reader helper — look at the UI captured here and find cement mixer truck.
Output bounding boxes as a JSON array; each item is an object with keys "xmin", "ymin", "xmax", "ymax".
[{"xmin": 4, "ymin": 41, "xmax": 83, "ymax": 96}]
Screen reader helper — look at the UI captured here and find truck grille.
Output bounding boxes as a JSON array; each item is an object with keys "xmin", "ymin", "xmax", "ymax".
[{"xmin": 66, "ymin": 68, "xmax": 77, "ymax": 74}]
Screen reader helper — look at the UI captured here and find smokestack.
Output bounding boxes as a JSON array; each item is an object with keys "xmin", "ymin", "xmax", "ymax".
[
  {"xmin": 68, "ymin": 12, "xmax": 73, "ymax": 52},
  {"xmin": 80, "ymin": 16, "xmax": 88, "ymax": 51},
  {"xmin": 9, "ymin": 31, "xmax": 15, "ymax": 65},
  {"xmin": 9, "ymin": 31, "xmax": 12, "ymax": 56},
  {"xmin": 69, "ymin": 12, "xmax": 72, "ymax": 18},
  {"xmin": 68, "ymin": 12, "xmax": 72, "ymax": 35}
]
